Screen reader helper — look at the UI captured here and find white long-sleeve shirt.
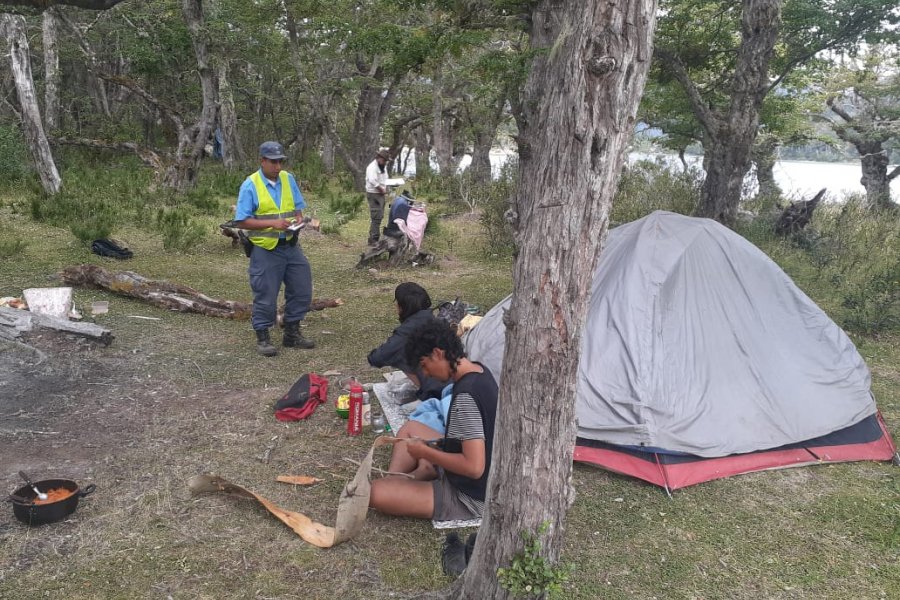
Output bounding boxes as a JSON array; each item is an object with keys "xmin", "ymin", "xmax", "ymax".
[{"xmin": 365, "ymin": 159, "xmax": 387, "ymax": 194}]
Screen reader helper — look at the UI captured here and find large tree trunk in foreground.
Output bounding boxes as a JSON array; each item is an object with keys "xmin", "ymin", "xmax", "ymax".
[
  {"xmin": 42, "ymin": 9, "xmax": 60, "ymax": 131},
  {"xmin": 454, "ymin": 2, "xmax": 657, "ymax": 598},
  {"xmin": 1, "ymin": 13, "xmax": 61, "ymax": 194}
]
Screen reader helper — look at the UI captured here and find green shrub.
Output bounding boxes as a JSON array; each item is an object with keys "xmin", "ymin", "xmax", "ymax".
[
  {"xmin": 476, "ymin": 162, "xmax": 518, "ymax": 257},
  {"xmin": 612, "ymin": 159, "xmax": 702, "ymax": 224},
  {"xmin": 0, "ymin": 234, "xmax": 27, "ymax": 258},
  {"xmin": 0, "ymin": 124, "xmax": 29, "ymax": 184},
  {"xmin": 156, "ymin": 206, "xmax": 206, "ymax": 251},
  {"xmin": 772, "ymin": 197, "xmax": 900, "ymax": 335},
  {"xmin": 497, "ymin": 522, "xmax": 571, "ymax": 599},
  {"xmin": 30, "ymin": 189, "xmax": 118, "ymax": 242},
  {"xmin": 319, "ymin": 189, "xmax": 364, "ymax": 234}
]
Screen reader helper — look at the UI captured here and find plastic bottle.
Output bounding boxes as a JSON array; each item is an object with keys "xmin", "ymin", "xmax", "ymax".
[
  {"xmin": 348, "ymin": 383, "xmax": 363, "ymax": 436},
  {"xmin": 361, "ymin": 392, "xmax": 371, "ymax": 427},
  {"xmin": 384, "ymin": 422, "xmax": 393, "ymax": 437}
]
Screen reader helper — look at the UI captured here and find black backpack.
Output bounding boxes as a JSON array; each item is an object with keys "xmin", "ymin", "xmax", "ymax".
[{"xmin": 91, "ymin": 239, "xmax": 134, "ymax": 260}]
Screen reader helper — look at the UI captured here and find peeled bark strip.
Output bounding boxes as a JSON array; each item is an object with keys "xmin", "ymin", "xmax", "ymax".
[
  {"xmin": 188, "ymin": 437, "xmax": 396, "ymax": 548},
  {"xmin": 59, "ymin": 264, "xmax": 342, "ymax": 319},
  {"xmin": 456, "ymin": 2, "xmax": 657, "ymax": 598},
  {"xmin": 1, "ymin": 13, "xmax": 61, "ymax": 194}
]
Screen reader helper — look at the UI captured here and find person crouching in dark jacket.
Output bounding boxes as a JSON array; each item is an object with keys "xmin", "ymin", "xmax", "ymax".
[{"xmin": 368, "ymin": 282, "xmax": 445, "ymax": 400}]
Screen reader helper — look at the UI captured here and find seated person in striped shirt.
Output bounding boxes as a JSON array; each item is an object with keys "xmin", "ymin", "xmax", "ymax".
[{"xmin": 369, "ymin": 320, "xmax": 499, "ymax": 520}]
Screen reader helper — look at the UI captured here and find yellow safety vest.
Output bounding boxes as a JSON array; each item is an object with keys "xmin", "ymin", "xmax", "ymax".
[{"xmin": 247, "ymin": 170, "xmax": 297, "ymax": 250}]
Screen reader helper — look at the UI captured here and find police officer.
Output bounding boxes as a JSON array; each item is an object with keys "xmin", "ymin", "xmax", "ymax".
[{"xmin": 234, "ymin": 141, "xmax": 314, "ymax": 356}]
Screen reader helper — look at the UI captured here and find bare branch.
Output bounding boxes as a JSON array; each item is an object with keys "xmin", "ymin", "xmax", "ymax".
[
  {"xmin": 0, "ymin": 0, "xmax": 128, "ymax": 10},
  {"xmin": 654, "ymin": 47, "xmax": 718, "ymax": 135}
]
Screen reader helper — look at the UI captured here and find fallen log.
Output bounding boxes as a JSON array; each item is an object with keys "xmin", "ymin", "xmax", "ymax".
[
  {"xmin": 0, "ymin": 306, "xmax": 114, "ymax": 346},
  {"xmin": 59, "ymin": 264, "xmax": 342, "ymax": 320}
]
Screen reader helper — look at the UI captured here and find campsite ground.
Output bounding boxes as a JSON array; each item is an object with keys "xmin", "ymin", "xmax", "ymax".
[{"xmin": 0, "ymin": 185, "xmax": 897, "ymax": 599}]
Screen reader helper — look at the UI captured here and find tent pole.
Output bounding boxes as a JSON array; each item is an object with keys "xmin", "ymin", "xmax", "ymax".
[{"xmin": 653, "ymin": 453, "xmax": 673, "ymax": 498}]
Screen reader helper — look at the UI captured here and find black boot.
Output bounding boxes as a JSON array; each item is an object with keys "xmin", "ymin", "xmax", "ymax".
[
  {"xmin": 255, "ymin": 329, "xmax": 278, "ymax": 357},
  {"xmin": 283, "ymin": 321, "xmax": 315, "ymax": 349}
]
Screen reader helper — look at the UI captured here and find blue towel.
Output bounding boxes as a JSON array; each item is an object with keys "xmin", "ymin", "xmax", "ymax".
[{"xmin": 409, "ymin": 383, "xmax": 453, "ymax": 434}]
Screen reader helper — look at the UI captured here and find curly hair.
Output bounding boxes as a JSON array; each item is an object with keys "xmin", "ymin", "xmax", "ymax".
[
  {"xmin": 395, "ymin": 282, "xmax": 432, "ymax": 323},
  {"xmin": 404, "ymin": 319, "xmax": 466, "ymax": 374}
]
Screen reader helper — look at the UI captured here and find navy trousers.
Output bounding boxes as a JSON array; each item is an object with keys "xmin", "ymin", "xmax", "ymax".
[{"xmin": 248, "ymin": 242, "xmax": 312, "ymax": 331}]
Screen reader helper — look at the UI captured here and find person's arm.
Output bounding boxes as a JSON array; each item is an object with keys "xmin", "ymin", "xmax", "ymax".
[
  {"xmin": 367, "ymin": 329, "xmax": 407, "ymax": 368},
  {"xmin": 407, "ymin": 438, "xmax": 485, "ymax": 479}
]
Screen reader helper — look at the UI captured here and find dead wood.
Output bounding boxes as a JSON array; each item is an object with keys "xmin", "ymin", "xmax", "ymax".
[
  {"xmin": 775, "ymin": 188, "xmax": 826, "ymax": 236},
  {"xmin": 0, "ymin": 305, "xmax": 113, "ymax": 346},
  {"xmin": 59, "ymin": 264, "xmax": 342, "ymax": 319}
]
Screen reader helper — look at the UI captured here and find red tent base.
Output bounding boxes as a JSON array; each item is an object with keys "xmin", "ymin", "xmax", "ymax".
[{"xmin": 573, "ymin": 413, "xmax": 897, "ymax": 491}]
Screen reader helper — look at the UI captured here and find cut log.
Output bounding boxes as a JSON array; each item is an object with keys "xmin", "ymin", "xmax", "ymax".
[
  {"xmin": 59, "ymin": 264, "xmax": 342, "ymax": 320},
  {"xmin": 0, "ymin": 306, "xmax": 113, "ymax": 346}
]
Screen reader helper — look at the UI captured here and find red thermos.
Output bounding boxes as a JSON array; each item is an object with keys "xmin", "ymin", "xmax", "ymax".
[{"xmin": 348, "ymin": 383, "xmax": 363, "ymax": 436}]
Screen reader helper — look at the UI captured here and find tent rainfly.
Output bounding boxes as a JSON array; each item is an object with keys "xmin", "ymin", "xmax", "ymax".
[{"xmin": 465, "ymin": 211, "xmax": 897, "ymax": 492}]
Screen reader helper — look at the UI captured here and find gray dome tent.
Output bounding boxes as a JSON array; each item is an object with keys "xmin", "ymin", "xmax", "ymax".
[{"xmin": 465, "ymin": 211, "xmax": 896, "ymax": 490}]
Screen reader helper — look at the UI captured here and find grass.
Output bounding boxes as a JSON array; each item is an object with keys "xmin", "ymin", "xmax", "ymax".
[{"xmin": 0, "ymin": 160, "xmax": 898, "ymax": 599}]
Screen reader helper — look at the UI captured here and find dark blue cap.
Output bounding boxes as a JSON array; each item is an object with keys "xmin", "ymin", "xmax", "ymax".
[{"xmin": 259, "ymin": 141, "xmax": 287, "ymax": 160}]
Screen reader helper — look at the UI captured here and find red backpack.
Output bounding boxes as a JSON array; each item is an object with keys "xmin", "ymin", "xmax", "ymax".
[{"xmin": 274, "ymin": 373, "xmax": 329, "ymax": 421}]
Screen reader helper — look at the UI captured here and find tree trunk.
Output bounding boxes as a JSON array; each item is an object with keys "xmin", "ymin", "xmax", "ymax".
[
  {"xmin": 413, "ymin": 125, "xmax": 431, "ymax": 177},
  {"xmin": 859, "ymin": 142, "xmax": 892, "ymax": 208},
  {"xmin": 42, "ymin": 9, "xmax": 60, "ymax": 131},
  {"xmin": 432, "ymin": 63, "xmax": 455, "ymax": 176},
  {"xmin": 695, "ymin": 0, "xmax": 780, "ymax": 223},
  {"xmin": 162, "ymin": 0, "xmax": 218, "ymax": 193},
  {"xmin": 217, "ymin": 61, "xmax": 245, "ymax": 170},
  {"xmin": 1, "ymin": 13, "xmax": 61, "ymax": 195},
  {"xmin": 321, "ymin": 131, "xmax": 335, "ymax": 174},
  {"xmin": 455, "ymin": 2, "xmax": 657, "ymax": 598},
  {"xmin": 752, "ymin": 135, "xmax": 780, "ymax": 199}
]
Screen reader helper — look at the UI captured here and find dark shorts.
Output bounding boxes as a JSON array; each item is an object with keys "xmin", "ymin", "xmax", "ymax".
[{"xmin": 432, "ymin": 471, "xmax": 481, "ymax": 521}]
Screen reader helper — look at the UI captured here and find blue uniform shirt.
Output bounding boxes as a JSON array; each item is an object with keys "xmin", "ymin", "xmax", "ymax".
[{"xmin": 235, "ymin": 169, "xmax": 306, "ymax": 221}]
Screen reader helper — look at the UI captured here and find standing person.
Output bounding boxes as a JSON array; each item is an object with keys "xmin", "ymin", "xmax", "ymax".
[
  {"xmin": 369, "ymin": 320, "xmax": 499, "ymax": 520},
  {"xmin": 234, "ymin": 141, "xmax": 315, "ymax": 357},
  {"xmin": 365, "ymin": 149, "xmax": 390, "ymax": 245}
]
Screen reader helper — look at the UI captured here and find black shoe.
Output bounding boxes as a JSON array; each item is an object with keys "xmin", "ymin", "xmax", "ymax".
[
  {"xmin": 441, "ymin": 532, "xmax": 467, "ymax": 577},
  {"xmin": 255, "ymin": 329, "xmax": 278, "ymax": 357},
  {"xmin": 283, "ymin": 321, "xmax": 315, "ymax": 349}
]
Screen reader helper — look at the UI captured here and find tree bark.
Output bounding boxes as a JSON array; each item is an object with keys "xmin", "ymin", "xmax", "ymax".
[
  {"xmin": 752, "ymin": 134, "xmax": 781, "ymax": 199},
  {"xmin": 455, "ymin": 2, "xmax": 657, "ymax": 598},
  {"xmin": 41, "ymin": 8, "xmax": 60, "ymax": 130},
  {"xmin": 431, "ymin": 63, "xmax": 456, "ymax": 176},
  {"xmin": 1, "ymin": 13, "xmax": 61, "ymax": 194},
  {"xmin": 413, "ymin": 124, "xmax": 431, "ymax": 177},
  {"xmin": 162, "ymin": 0, "xmax": 218, "ymax": 193},
  {"xmin": 217, "ymin": 61, "xmax": 245, "ymax": 170}
]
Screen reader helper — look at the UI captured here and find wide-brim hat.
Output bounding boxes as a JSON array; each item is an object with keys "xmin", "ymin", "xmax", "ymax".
[{"xmin": 375, "ymin": 149, "xmax": 390, "ymax": 160}]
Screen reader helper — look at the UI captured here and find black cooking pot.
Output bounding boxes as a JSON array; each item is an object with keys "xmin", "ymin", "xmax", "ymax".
[{"xmin": 7, "ymin": 479, "xmax": 96, "ymax": 526}]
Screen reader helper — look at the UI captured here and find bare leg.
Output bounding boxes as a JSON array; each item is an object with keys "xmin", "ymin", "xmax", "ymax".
[
  {"xmin": 369, "ymin": 478, "xmax": 434, "ymax": 518},
  {"xmin": 389, "ymin": 420, "xmax": 443, "ymax": 474}
]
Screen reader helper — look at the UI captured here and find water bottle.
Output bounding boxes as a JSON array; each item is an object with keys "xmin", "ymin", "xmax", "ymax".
[{"xmin": 348, "ymin": 383, "xmax": 363, "ymax": 436}]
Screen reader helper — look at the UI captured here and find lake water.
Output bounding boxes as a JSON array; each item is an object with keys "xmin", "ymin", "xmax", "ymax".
[{"xmin": 402, "ymin": 149, "xmax": 899, "ymax": 202}]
